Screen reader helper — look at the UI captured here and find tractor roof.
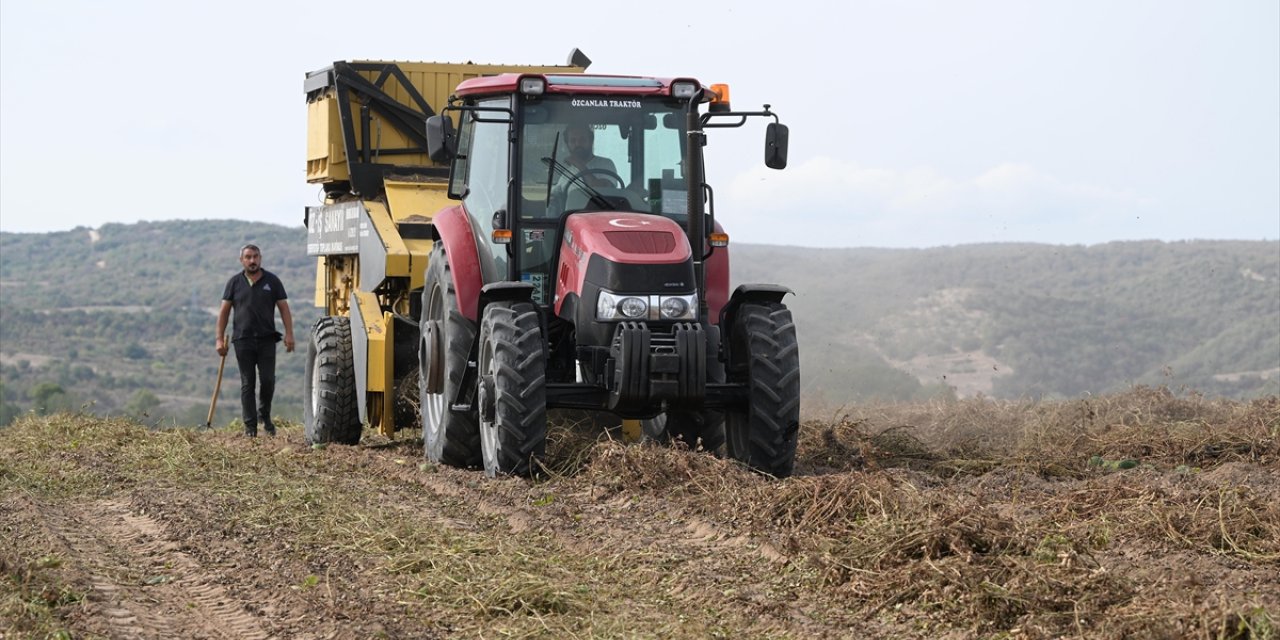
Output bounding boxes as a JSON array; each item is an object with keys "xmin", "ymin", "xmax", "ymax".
[{"xmin": 454, "ymin": 73, "xmax": 695, "ymax": 99}]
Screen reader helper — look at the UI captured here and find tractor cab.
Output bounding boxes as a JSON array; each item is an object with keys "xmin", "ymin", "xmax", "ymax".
[{"xmin": 432, "ymin": 74, "xmax": 703, "ymax": 307}]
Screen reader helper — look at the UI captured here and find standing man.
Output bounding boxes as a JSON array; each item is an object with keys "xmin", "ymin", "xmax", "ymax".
[{"xmin": 216, "ymin": 244, "xmax": 295, "ymax": 437}]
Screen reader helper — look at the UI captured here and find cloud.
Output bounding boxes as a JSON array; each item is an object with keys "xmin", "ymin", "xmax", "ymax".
[{"xmin": 718, "ymin": 157, "xmax": 1155, "ymax": 248}]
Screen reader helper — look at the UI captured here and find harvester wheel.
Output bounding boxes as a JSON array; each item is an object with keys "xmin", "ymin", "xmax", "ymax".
[
  {"xmin": 725, "ymin": 302, "xmax": 800, "ymax": 477},
  {"xmin": 477, "ymin": 301, "xmax": 547, "ymax": 477},
  {"xmin": 303, "ymin": 316, "xmax": 362, "ymax": 445},
  {"xmin": 419, "ymin": 242, "xmax": 480, "ymax": 467}
]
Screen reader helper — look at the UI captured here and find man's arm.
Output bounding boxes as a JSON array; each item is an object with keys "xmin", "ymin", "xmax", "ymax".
[
  {"xmin": 277, "ymin": 300, "xmax": 295, "ymax": 353},
  {"xmin": 215, "ymin": 300, "xmax": 232, "ymax": 356},
  {"xmin": 583, "ymin": 156, "xmax": 619, "ymax": 188}
]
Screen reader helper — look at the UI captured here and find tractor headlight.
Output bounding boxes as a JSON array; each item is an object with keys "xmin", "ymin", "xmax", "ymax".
[
  {"xmin": 596, "ymin": 290, "xmax": 697, "ymax": 321},
  {"xmin": 597, "ymin": 290, "xmax": 648, "ymax": 320},
  {"xmin": 519, "ymin": 76, "xmax": 546, "ymax": 95},
  {"xmin": 659, "ymin": 294, "xmax": 695, "ymax": 320},
  {"xmin": 620, "ymin": 297, "xmax": 648, "ymax": 318},
  {"xmin": 671, "ymin": 80, "xmax": 700, "ymax": 100}
]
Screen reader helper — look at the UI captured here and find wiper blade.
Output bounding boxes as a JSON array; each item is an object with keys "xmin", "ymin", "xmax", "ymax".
[
  {"xmin": 541, "ymin": 157, "xmax": 615, "ymax": 210},
  {"xmin": 544, "ymin": 133, "xmax": 561, "ymax": 210}
]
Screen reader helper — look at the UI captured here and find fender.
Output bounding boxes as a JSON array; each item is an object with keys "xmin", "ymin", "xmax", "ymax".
[
  {"xmin": 721, "ymin": 285, "xmax": 788, "ymax": 345},
  {"xmin": 478, "ymin": 281, "xmax": 536, "ymax": 320},
  {"xmin": 430, "ymin": 205, "xmax": 484, "ymax": 322}
]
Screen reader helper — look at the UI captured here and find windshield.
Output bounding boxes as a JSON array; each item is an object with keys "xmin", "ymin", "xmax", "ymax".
[{"xmin": 518, "ymin": 95, "xmax": 688, "ymax": 221}]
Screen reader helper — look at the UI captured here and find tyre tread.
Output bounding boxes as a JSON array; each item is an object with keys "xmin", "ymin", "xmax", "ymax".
[
  {"xmin": 304, "ymin": 316, "xmax": 362, "ymax": 445},
  {"xmin": 726, "ymin": 302, "xmax": 801, "ymax": 477},
  {"xmin": 481, "ymin": 302, "xmax": 547, "ymax": 477}
]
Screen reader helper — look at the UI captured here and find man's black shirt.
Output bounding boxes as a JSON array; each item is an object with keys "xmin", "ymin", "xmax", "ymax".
[{"xmin": 222, "ymin": 269, "xmax": 288, "ymax": 341}]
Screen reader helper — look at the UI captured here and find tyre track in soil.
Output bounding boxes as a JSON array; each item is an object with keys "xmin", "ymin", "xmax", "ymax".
[
  {"xmin": 356, "ymin": 445, "xmax": 856, "ymax": 637},
  {"xmin": 36, "ymin": 496, "xmax": 272, "ymax": 640}
]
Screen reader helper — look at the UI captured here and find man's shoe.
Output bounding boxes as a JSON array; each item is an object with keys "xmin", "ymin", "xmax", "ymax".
[{"xmin": 263, "ymin": 420, "xmax": 276, "ymax": 437}]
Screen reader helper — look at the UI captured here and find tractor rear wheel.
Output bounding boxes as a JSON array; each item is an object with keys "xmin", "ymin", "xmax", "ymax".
[
  {"xmin": 477, "ymin": 301, "xmax": 547, "ymax": 477},
  {"xmin": 419, "ymin": 242, "xmax": 480, "ymax": 467},
  {"xmin": 725, "ymin": 302, "xmax": 800, "ymax": 477},
  {"xmin": 303, "ymin": 316, "xmax": 362, "ymax": 445}
]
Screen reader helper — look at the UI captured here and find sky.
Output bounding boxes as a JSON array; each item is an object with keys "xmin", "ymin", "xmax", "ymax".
[{"xmin": 1, "ymin": 0, "xmax": 1276, "ymax": 248}]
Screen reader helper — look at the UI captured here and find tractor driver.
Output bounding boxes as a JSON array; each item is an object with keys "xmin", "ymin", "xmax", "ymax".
[
  {"xmin": 562, "ymin": 123, "xmax": 618, "ymax": 188},
  {"xmin": 548, "ymin": 123, "xmax": 624, "ymax": 216}
]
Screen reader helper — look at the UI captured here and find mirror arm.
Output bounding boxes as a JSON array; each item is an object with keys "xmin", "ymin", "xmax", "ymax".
[{"xmin": 701, "ymin": 105, "xmax": 781, "ymax": 128}]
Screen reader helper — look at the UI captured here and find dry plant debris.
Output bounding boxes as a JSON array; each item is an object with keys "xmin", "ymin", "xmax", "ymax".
[{"xmin": 2, "ymin": 386, "xmax": 1276, "ymax": 639}]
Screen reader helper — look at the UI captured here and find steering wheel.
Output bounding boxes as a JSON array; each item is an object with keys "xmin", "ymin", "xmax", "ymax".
[{"xmin": 568, "ymin": 167, "xmax": 625, "ymax": 189}]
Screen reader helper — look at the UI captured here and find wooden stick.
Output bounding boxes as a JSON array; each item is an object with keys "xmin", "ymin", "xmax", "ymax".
[{"xmin": 205, "ymin": 335, "xmax": 229, "ymax": 428}]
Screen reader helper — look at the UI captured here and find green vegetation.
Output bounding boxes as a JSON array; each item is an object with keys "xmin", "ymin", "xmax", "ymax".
[
  {"xmin": 0, "ymin": 220, "xmax": 319, "ymax": 426},
  {"xmin": 1, "ymin": 221, "xmax": 1276, "ymax": 427}
]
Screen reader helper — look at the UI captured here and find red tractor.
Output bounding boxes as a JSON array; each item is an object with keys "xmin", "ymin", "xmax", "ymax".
[{"xmin": 420, "ymin": 62, "xmax": 799, "ymax": 477}]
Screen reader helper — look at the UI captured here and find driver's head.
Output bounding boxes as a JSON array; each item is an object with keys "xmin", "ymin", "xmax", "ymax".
[{"xmin": 565, "ymin": 124, "xmax": 595, "ymax": 162}]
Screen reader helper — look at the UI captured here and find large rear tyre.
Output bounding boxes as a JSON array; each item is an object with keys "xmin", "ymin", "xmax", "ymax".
[
  {"xmin": 725, "ymin": 302, "xmax": 800, "ymax": 477},
  {"xmin": 477, "ymin": 301, "xmax": 547, "ymax": 477},
  {"xmin": 303, "ymin": 316, "xmax": 363, "ymax": 445},
  {"xmin": 420, "ymin": 242, "xmax": 481, "ymax": 468}
]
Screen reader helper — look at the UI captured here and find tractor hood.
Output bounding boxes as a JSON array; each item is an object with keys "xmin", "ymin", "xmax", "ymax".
[
  {"xmin": 562, "ymin": 212, "xmax": 692, "ymax": 266},
  {"xmin": 554, "ymin": 212, "xmax": 695, "ymax": 318}
]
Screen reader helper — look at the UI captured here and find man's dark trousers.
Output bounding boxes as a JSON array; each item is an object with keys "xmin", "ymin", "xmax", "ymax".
[{"xmin": 234, "ymin": 337, "xmax": 277, "ymax": 436}]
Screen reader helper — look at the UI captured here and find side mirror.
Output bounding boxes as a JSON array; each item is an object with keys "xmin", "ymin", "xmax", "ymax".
[
  {"xmin": 426, "ymin": 115, "xmax": 456, "ymax": 164},
  {"xmin": 764, "ymin": 122, "xmax": 789, "ymax": 170}
]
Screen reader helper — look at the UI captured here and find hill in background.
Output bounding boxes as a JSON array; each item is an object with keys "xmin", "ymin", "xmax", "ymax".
[
  {"xmin": 734, "ymin": 240, "xmax": 1279, "ymax": 406},
  {"xmin": 1, "ymin": 220, "xmax": 1276, "ymax": 425},
  {"xmin": 0, "ymin": 221, "xmax": 320, "ymax": 426}
]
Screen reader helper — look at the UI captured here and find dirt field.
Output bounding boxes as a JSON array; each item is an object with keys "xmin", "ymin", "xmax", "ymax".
[{"xmin": 2, "ymin": 387, "xmax": 1277, "ymax": 639}]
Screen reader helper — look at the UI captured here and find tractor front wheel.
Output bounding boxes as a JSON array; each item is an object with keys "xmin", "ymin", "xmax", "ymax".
[
  {"xmin": 419, "ymin": 242, "xmax": 480, "ymax": 467},
  {"xmin": 303, "ymin": 316, "xmax": 362, "ymax": 445},
  {"xmin": 725, "ymin": 302, "xmax": 800, "ymax": 477},
  {"xmin": 477, "ymin": 301, "xmax": 547, "ymax": 477}
]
